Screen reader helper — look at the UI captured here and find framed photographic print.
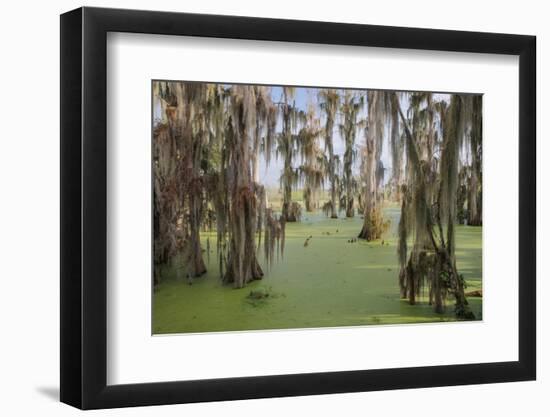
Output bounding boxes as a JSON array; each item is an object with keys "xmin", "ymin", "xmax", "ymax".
[{"xmin": 60, "ymin": 6, "xmax": 536, "ymax": 409}]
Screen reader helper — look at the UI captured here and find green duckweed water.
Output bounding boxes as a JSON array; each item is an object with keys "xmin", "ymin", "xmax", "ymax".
[{"xmin": 153, "ymin": 207, "xmax": 482, "ymax": 334}]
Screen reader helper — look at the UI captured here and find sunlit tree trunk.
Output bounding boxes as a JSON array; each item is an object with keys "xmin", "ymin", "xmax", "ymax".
[{"xmin": 358, "ymin": 91, "xmax": 387, "ymax": 240}]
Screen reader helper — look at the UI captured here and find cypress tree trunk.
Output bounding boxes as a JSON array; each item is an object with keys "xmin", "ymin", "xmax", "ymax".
[
  {"xmin": 345, "ymin": 196, "xmax": 354, "ymax": 218},
  {"xmin": 280, "ymin": 88, "xmax": 300, "ymax": 222},
  {"xmin": 358, "ymin": 143, "xmax": 378, "ymax": 239},
  {"xmin": 224, "ymin": 185, "xmax": 264, "ymax": 288},
  {"xmin": 343, "ymin": 132, "xmax": 355, "ymax": 218},
  {"xmin": 186, "ymin": 184, "xmax": 207, "ymax": 277},
  {"xmin": 319, "ymin": 89, "xmax": 339, "ymax": 219},
  {"xmin": 358, "ymin": 92, "xmax": 384, "ymax": 240},
  {"xmin": 282, "ymin": 158, "xmax": 296, "ymax": 222},
  {"xmin": 182, "ymin": 89, "xmax": 208, "ymax": 278},
  {"xmin": 467, "ymin": 95, "xmax": 483, "ymax": 226},
  {"xmin": 467, "ymin": 168, "xmax": 482, "ymax": 226},
  {"xmin": 304, "ymin": 187, "xmax": 313, "ymax": 212},
  {"xmin": 252, "ymin": 151, "xmax": 260, "ymax": 184},
  {"xmin": 329, "ymin": 176, "xmax": 338, "ymax": 218},
  {"xmin": 222, "ymin": 86, "xmax": 264, "ymax": 288}
]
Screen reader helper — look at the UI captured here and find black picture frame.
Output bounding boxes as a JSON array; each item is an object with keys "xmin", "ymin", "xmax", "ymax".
[{"xmin": 60, "ymin": 6, "xmax": 536, "ymax": 410}]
